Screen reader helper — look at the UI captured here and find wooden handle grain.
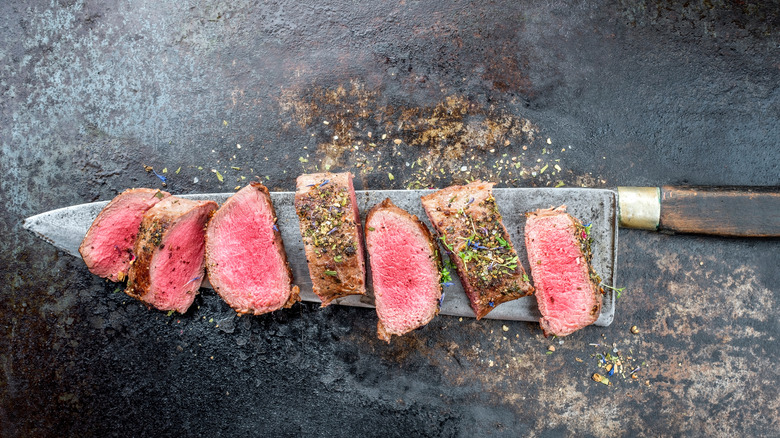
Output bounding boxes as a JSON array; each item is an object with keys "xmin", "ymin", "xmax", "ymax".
[{"xmin": 659, "ymin": 186, "xmax": 780, "ymax": 237}]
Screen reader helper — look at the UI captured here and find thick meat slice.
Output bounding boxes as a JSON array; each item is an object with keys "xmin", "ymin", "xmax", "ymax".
[
  {"xmin": 79, "ymin": 188, "xmax": 170, "ymax": 282},
  {"xmin": 366, "ymin": 198, "xmax": 442, "ymax": 342},
  {"xmin": 524, "ymin": 206, "xmax": 603, "ymax": 337},
  {"xmin": 421, "ymin": 181, "xmax": 533, "ymax": 319},
  {"xmin": 126, "ymin": 196, "xmax": 218, "ymax": 313},
  {"xmin": 205, "ymin": 183, "xmax": 300, "ymax": 315},
  {"xmin": 294, "ymin": 172, "xmax": 366, "ymax": 306}
]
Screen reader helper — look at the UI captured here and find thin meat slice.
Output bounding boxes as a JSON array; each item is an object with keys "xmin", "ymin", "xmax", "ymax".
[
  {"xmin": 126, "ymin": 196, "xmax": 218, "ymax": 313},
  {"xmin": 421, "ymin": 181, "xmax": 533, "ymax": 319},
  {"xmin": 524, "ymin": 206, "xmax": 603, "ymax": 337},
  {"xmin": 79, "ymin": 188, "xmax": 170, "ymax": 282},
  {"xmin": 366, "ymin": 198, "xmax": 442, "ymax": 342},
  {"xmin": 205, "ymin": 183, "xmax": 300, "ymax": 315},
  {"xmin": 294, "ymin": 172, "xmax": 366, "ymax": 306}
]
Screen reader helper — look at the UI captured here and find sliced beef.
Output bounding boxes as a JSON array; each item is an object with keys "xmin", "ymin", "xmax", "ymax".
[
  {"xmin": 366, "ymin": 198, "xmax": 442, "ymax": 342},
  {"xmin": 205, "ymin": 183, "xmax": 300, "ymax": 315},
  {"xmin": 524, "ymin": 206, "xmax": 603, "ymax": 337},
  {"xmin": 421, "ymin": 181, "xmax": 533, "ymax": 319},
  {"xmin": 294, "ymin": 172, "xmax": 366, "ymax": 306},
  {"xmin": 79, "ymin": 188, "xmax": 170, "ymax": 282},
  {"xmin": 126, "ymin": 196, "xmax": 218, "ymax": 313}
]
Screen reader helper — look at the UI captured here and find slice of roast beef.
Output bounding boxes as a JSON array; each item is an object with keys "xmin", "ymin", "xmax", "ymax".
[
  {"xmin": 421, "ymin": 181, "xmax": 533, "ymax": 319},
  {"xmin": 205, "ymin": 183, "xmax": 300, "ymax": 315},
  {"xmin": 79, "ymin": 188, "xmax": 171, "ymax": 282},
  {"xmin": 294, "ymin": 172, "xmax": 366, "ymax": 306},
  {"xmin": 366, "ymin": 198, "xmax": 442, "ymax": 342},
  {"xmin": 524, "ymin": 206, "xmax": 603, "ymax": 337},
  {"xmin": 126, "ymin": 196, "xmax": 218, "ymax": 313}
]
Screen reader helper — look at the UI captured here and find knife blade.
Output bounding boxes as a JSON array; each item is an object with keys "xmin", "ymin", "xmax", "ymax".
[{"xmin": 23, "ymin": 188, "xmax": 620, "ymax": 325}]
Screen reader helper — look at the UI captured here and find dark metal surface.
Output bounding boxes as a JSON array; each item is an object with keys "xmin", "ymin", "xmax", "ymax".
[{"xmin": 1, "ymin": 1, "xmax": 778, "ymax": 436}]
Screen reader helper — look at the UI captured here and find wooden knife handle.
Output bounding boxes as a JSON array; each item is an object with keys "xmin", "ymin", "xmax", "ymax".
[{"xmin": 659, "ymin": 186, "xmax": 780, "ymax": 237}]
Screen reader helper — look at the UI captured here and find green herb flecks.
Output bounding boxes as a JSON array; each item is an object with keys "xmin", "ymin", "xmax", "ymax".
[
  {"xmin": 439, "ymin": 195, "xmax": 522, "ymax": 287},
  {"xmin": 325, "ymin": 270, "xmax": 338, "ymax": 276},
  {"xmin": 297, "ymin": 179, "xmax": 356, "ymax": 261},
  {"xmin": 440, "ymin": 259, "xmax": 455, "ymax": 286},
  {"xmin": 601, "ymin": 284, "xmax": 625, "ymax": 298},
  {"xmin": 576, "ymin": 220, "xmax": 601, "ymax": 286}
]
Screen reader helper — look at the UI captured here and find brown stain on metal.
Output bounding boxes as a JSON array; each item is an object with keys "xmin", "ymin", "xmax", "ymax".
[{"xmin": 278, "ymin": 80, "xmax": 542, "ymax": 186}]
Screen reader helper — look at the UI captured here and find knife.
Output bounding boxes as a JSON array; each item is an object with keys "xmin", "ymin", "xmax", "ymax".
[{"xmin": 22, "ymin": 186, "xmax": 779, "ymax": 324}]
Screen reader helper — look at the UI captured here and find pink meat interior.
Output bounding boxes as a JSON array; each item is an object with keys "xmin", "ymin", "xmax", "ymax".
[
  {"xmin": 149, "ymin": 208, "xmax": 209, "ymax": 312},
  {"xmin": 83, "ymin": 191, "xmax": 165, "ymax": 280},
  {"xmin": 367, "ymin": 210, "xmax": 440, "ymax": 334},
  {"xmin": 526, "ymin": 213, "xmax": 597, "ymax": 335},
  {"xmin": 207, "ymin": 188, "xmax": 290, "ymax": 310}
]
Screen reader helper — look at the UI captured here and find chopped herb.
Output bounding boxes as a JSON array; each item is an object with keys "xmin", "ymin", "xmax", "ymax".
[
  {"xmin": 440, "ymin": 260, "xmax": 454, "ymax": 284},
  {"xmin": 334, "ymin": 255, "xmax": 343, "ymax": 262},
  {"xmin": 601, "ymin": 284, "xmax": 625, "ymax": 298},
  {"xmin": 167, "ymin": 310, "xmax": 175, "ymax": 317},
  {"xmin": 555, "ymin": 181, "xmax": 565, "ymax": 188},
  {"xmin": 155, "ymin": 191, "xmax": 165, "ymax": 199},
  {"xmin": 368, "ymin": 226, "xmax": 375, "ymax": 231},
  {"xmin": 162, "ymin": 167, "xmax": 168, "ymax": 174},
  {"xmin": 539, "ymin": 164, "xmax": 548, "ymax": 174},
  {"xmin": 175, "ymin": 166, "xmax": 181, "ymax": 174},
  {"xmin": 231, "ymin": 166, "xmax": 241, "ymax": 170},
  {"xmin": 325, "ymin": 270, "xmax": 338, "ymax": 276},
  {"xmin": 388, "ymin": 172, "xmax": 394, "ymax": 181},
  {"xmin": 592, "ymin": 373, "xmax": 610, "ymax": 385},
  {"xmin": 522, "ymin": 274, "xmax": 530, "ymax": 282},
  {"xmin": 214, "ymin": 169, "xmax": 224, "ymax": 182},
  {"xmin": 299, "ymin": 156, "xmax": 309, "ymax": 163}
]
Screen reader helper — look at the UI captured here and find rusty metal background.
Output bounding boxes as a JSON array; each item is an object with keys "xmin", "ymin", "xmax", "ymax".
[{"xmin": 2, "ymin": 1, "xmax": 779, "ymax": 436}]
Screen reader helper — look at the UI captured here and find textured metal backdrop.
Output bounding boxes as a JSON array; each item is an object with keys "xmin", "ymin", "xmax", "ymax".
[{"xmin": 1, "ymin": 1, "xmax": 779, "ymax": 436}]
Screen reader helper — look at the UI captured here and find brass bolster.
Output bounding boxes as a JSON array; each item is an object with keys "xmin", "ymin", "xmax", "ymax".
[{"xmin": 617, "ymin": 187, "xmax": 660, "ymax": 230}]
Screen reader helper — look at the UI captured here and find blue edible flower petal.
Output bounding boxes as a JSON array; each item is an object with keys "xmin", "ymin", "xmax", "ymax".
[{"xmin": 152, "ymin": 169, "xmax": 167, "ymax": 183}]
